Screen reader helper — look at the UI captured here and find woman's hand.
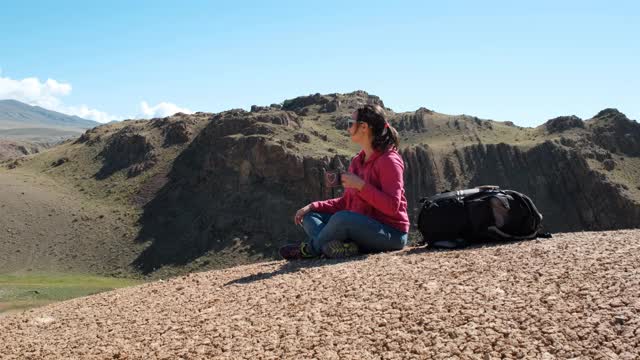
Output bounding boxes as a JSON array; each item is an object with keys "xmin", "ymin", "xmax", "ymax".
[
  {"xmin": 294, "ymin": 204, "xmax": 313, "ymax": 225},
  {"xmin": 341, "ymin": 172, "xmax": 365, "ymax": 191}
]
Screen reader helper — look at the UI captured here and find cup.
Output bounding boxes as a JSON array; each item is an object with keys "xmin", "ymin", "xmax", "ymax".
[{"xmin": 324, "ymin": 170, "xmax": 342, "ymax": 188}]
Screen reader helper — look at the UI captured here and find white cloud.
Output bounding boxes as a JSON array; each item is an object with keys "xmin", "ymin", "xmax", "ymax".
[
  {"xmin": 64, "ymin": 105, "xmax": 114, "ymax": 123},
  {"xmin": 0, "ymin": 72, "xmax": 117, "ymax": 123},
  {"xmin": 0, "ymin": 71, "xmax": 192, "ymax": 123},
  {"xmin": 0, "ymin": 75, "xmax": 71, "ymax": 109},
  {"xmin": 140, "ymin": 101, "xmax": 193, "ymax": 118}
]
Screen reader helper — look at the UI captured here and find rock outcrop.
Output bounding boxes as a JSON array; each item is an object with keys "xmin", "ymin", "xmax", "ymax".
[
  {"xmin": 96, "ymin": 126, "xmax": 156, "ymax": 179},
  {"xmin": 544, "ymin": 115, "xmax": 584, "ymax": 133},
  {"xmin": 588, "ymin": 109, "xmax": 640, "ymax": 156},
  {"xmin": 281, "ymin": 91, "xmax": 385, "ymax": 114},
  {"xmin": 152, "ymin": 115, "xmax": 201, "ymax": 146},
  {"xmin": 322, "ymin": 99, "xmax": 341, "ymax": 113},
  {"xmin": 394, "ymin": 107, "xmax": 434, "ymax": 132},
  {"xmin": 282, "ymin": 93, "xmax": 331, "ymax": 112}
]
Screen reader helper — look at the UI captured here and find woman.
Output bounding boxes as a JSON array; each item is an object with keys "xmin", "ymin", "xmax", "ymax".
[{"xmin": 279, "ymin": 104, "xmax": 410, "ymax": 259}]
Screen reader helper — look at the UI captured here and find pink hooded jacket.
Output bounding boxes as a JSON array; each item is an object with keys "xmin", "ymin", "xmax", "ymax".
[{"xmin": 311, "ymin": 148, "xmax": 410, "ymax": 233}]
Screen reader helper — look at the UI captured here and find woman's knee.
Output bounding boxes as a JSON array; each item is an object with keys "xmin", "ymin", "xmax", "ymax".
[
  {"xmin": 304, "ymin": 211, "xmax": 327, "ymax": 222},
  {"xmin": 330, "ymin": 210, "xmax": 358, "ymax": 225},
  {"xmin": 303, "ymin": 212, "xmax": 317, "ymax": 222}
]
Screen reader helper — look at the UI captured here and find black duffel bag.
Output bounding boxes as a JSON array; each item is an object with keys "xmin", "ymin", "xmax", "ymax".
[{"xmin": 417, "ymin": 186, "xmax": 548, "ymax": 248}]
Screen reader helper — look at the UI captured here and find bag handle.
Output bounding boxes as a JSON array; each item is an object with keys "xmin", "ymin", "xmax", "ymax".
[{"xmin": 419, "ymin": 186, "xmax": 500, "ymax": 203}]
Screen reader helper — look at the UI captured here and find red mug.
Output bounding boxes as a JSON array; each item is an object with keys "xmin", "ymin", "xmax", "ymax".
[{"xmin": 324, "ymin": 170, "xmax": 342, "ymax": 187}]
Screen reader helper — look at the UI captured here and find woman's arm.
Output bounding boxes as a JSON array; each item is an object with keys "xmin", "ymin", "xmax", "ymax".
[
  {"xmin": 311, "ymin": 195, "xmax": 346, "ymax": 214},
  {"xmin": 294, "ymin": 195, "xmax": 346, "ymax": 224}
]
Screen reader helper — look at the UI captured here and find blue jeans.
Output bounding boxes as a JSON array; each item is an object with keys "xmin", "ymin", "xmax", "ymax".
[{"xmin": 302, "ymin": 211, "xmax": 408, "ymax": 255}]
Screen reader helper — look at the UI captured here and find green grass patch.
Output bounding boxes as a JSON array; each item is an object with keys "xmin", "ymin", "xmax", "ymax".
[{"xmin": 0, "ymin": 273, "xmax": 143, "ymax": 315}]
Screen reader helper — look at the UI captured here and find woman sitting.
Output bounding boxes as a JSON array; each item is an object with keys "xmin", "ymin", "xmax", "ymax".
[{"xmin": 280, "ymin": 104, "xmax": 410, "ymax": 259}]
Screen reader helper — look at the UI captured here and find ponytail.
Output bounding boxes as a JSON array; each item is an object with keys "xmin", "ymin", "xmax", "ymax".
[{"xmin": 356, "ymin": 104, "xmax": 400, "ymax": 152}]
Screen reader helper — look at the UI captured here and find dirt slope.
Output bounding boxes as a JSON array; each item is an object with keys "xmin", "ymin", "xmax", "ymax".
[
  {"xmin": 1, "ymin": 230, "xmax": 638, "ymax": 359},
  {"xmin": 0, "ymin": 168, "xmax": 143, "ymax": 276}
]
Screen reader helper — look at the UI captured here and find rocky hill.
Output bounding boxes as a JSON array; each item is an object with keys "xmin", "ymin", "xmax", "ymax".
[{"xmin": 2, "ymin": 91, "xmax": 640, "ymax": 276}]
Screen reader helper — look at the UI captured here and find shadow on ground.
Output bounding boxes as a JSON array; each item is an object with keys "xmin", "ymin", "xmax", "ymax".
[{"xmin": 224, "ymin": 255, "xmax": 369, "ymax": 286}]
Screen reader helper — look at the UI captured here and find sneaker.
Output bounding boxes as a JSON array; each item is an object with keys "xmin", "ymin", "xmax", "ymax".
[
  {"xmin": 321, "ymin": 240, "xmax": 360, "ymax": 259},
  {"xmin": 279, "ymin": 243, "xmax": 317, "ymax": 260}
]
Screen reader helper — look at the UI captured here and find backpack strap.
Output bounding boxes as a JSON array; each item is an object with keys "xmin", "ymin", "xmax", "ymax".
[
  {"xmin": 485, "ymin": 225, "xmax": 539, "ymax": 241},
  {"xmin": 419, "ymin": 188, "xmax": 482, "ymax": 203},
  {"xmin": 419, "ymin": 185, "xmax": 503, "ymax": 204}
]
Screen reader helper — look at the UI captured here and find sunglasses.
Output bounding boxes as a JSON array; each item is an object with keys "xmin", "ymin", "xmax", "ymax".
[{"xmin": 347, "ymin": 119, "xmax": 360, "ymax": 129}]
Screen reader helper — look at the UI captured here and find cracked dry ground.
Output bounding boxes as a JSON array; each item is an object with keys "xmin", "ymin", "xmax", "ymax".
[{"xmin": 2, "ymin": 230, "xmax": 639, "ymax": 359}]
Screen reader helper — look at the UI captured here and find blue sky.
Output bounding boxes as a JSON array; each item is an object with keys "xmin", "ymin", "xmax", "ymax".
[{"xmin": 1, "ymin": 0, "xmax": 638, "ymax": 126}]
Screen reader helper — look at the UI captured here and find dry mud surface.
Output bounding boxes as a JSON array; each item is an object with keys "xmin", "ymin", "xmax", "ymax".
[{"xmin": 1, "ymin": 230, "xmax": 639, "ymax": 359}]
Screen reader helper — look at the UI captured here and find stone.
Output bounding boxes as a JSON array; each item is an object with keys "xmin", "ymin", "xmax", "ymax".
[
  {"xmin": 603, "ymin": 159, "xmax": 615, "ymax": 171},
  {"xmin": 51, "ymin": 157, "xmax": 70, "ymax": 167},
  {"xmin": 293, "ymin": 133, "xmax": 310, "ymax": 143}
]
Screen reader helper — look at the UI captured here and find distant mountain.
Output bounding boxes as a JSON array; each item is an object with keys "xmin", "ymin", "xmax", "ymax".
[
  {"xmin": 0, "ymin": 99, "xmax": 100, "ymax": 130},
  {"xmin": 0, "ymin": 99, "xmax": 101, "ymax": 143}
]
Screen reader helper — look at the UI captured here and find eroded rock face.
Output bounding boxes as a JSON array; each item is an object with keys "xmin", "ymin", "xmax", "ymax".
[
  {"xmin": 134, "ymin": 109, "xmax": 346, "ymax": 272},
  {"xmin": 96, "ymin": 127, "xmax": 156, "ymax": 179},
  {"xmin": 163, "ymin": 121, "xmax": 192, "ymax": 146},
  {"xmin": 401, "ymin": 144, "xmax": 441, "ymax": 204},
  {"xmin": 394, "ymin": 108, "xmax": 434, "ymax": 132},
  {"xmin": 400, "ymin": 141, "xmax": 640, "ymax": 232}
]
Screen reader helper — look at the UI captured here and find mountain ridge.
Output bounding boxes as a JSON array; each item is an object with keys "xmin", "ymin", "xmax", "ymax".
[{"xmin": 0, "ymin": 99, "xmax": 99, "ymax": 129}]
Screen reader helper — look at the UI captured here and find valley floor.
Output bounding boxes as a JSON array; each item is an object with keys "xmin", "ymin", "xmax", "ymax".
[{"xmin": 1, "ymin": 229, "xmax": 638, "ymax": 359}]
